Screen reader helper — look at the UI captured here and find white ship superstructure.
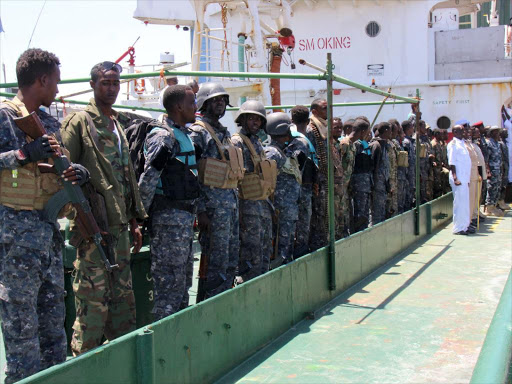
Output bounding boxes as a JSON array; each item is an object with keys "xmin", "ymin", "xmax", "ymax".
[{"xmin": 131, "ymin": 0, "xmax": 511, "ymax": 131}]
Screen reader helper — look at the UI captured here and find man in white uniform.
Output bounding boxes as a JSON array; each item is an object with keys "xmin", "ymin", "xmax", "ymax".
[{"xmin": 448, "ymin": 125, "xmax": 472, "ymax": 235}]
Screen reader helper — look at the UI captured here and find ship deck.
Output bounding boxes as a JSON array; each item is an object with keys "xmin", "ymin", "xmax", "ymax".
[{"xmin": 218, "ymin": 213, "xmax": 511, "ymax": 384}]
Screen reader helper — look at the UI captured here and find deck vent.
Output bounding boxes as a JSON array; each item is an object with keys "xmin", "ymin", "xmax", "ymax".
[
  {"xmin": 437, "ymin": 116, "xmax": 451, "ymax": 129},
  {"xmin": 365, "ymin": 21, "xmax": 380, "ymax": 37}
]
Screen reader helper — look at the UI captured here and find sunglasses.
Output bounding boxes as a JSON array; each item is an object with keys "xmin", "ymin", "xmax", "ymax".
[{"xmin": 102, "ymin": 61, "xmax": 123, "ymax": 73}]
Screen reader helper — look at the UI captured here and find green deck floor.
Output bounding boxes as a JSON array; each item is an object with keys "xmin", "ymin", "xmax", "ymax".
[{"xmin": 218, "ymin": 213, "xmax": 512, "ymax": 384}]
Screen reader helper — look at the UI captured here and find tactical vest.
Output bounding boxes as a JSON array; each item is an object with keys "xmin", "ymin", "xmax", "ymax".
[
  {"xmin": 272, "ymin": 145, "xmax": 302, "ymax": 184},
  {"xmin": 419, "ymin": 143, "xmax": 427, "ymax": 158},
  {"xmin": 195, "ymin": 120, "xmax": 244, "ymax": 189},
  {"xmin": 0, "ymin": 99, "xmax": 63, "ymax": 211},
  {"xmin": 151, "ymin": 126, "xmax": 200, "ymax": 202},
  {"xmin": 353, "ymin": 141, "xmax": 372, "ymax": 174},
  {"xmin": 234, "ymin": 133, "xmax": 277, "ymax": 201},
  {"xmin": 397, "ymin": 151, "xmax": 409, "ymax": 167}
]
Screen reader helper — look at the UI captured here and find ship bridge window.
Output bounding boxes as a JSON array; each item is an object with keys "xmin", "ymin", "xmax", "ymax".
[
  {"xmin": 366, "ymin": 21, "xmax": 380, "ymax": 37},
  {"xmin": 437, "ymin": 116, "xmax": 451, "ymax": 129}
]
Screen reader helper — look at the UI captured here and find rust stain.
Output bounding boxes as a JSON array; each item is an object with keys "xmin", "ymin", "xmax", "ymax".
[{"xmin": 287, "ymin": 374, "xmax": 297, "ymax": 378}]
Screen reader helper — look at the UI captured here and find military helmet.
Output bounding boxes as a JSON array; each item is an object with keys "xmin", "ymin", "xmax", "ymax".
[
  {"xmin": 196, "ymin": 82, "xmax": 230, "ymax": 111},
  {"xmin": 235, "ymin": 100, "xmax": 267, "ymax": 126},
  {"xmin": 266, "ymin": 112, "xmax": 292, "ymax": 136}
]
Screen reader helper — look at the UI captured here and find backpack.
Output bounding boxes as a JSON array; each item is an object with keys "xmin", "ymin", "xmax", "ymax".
[{"xmin": 124, "ymin": 118, "xmax": 163, "ymax": 181}]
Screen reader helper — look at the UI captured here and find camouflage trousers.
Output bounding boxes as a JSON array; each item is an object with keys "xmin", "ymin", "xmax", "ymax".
[
  {"xmin": 0, "ymin": 232, "xmax": 66, "ymax": 384},
  {"xmin": 334, "ymin": 186, "xmax": 344, "ymax": 240},
  {"xmin": 199, "ymin": 207, "xmax": 239, "ymax": 298},
  {"xmin": 273, "ymin": 213, "xmax": 297, "ymax": 266},
  {"xmin": 485, "ymin": 170, "xmax": 501, "ymax": 205},
  {"xmin": 309, "ymin": 183, "xmax": 328, "ymax": 251},
  {"xmin": 352, "ymin": 174, "xmax": 371, "ymax": 233},
  {"xmin": 432, "ymin": 167, "xmax": 444, "ymax": 199},
  {"xmin": 239, "ymin": 212, "xmax": 272, "ymax": 281},
  {"xmin": 386, "ymin": 188, "xmax": 398, "ymax": 219},
  {"xmin": 500, "ymin": 170, "xmax": 508, "ymax": 201},
  {"xmin": 295, "ymin": 185, "xmax": 312, "ymax": 257},
  {"xmin": 339, "ymin": 188, "xmax": 352, "ymax": 238},
  {"xmin": 397, "ymin": 177, "xmax": 407, "ymax": 214},
  {"xmin": 150, "ymin": 208, "xmax": 194, "ymax": 321},
  {"xmin": 71, "ymin": 226, "xmax": 136, "ymax": 356},
  {"xmin": 371, "ymin": 188, "xmax": 387, "ymax": 226},
  {"xmin": 419, "ymin": 162, "xmax": 429, "ymax": 203}
]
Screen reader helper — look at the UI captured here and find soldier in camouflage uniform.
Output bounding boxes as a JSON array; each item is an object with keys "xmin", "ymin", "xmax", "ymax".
[
  {"xmin": 441, "ymin": 130, "xmax": 450, "ymax": 194},
  {"xmin": 264, "ymin": 113, "xmax": 302, "ymax": 267},
  {"xmin": 290, "ymin": 106, "xmax": 316, "ymax": 257},
  {"xmin": 231, "ymin": 100, "xmax": 273, "ymax": 280},
  {"xmin": 417, "ymin": 120, "xmax": 433, "ymax": 203},
  {"xmin": 484, "ymin": 126, "xmax": 504, "ymax": 216},
  {"xmin": 339, "ymin": 120, "xmax": 357, "ymax": 237},
  {"xmin": 498, "ymin": 129, "xmax": 510, "ymax": 210},
  {"xmin": 350, "ymin": 118, "xmax": 372, "ymax": 232},
  {"xmin": 61, "ymin": 62, "xmax": 146, "ymax": 355},
  {"xmin": 138, "ymin": 85, "xmax": 198, "ymax": 320},
  {"xmin": 402, "ymin": 120, "xmax": 416, "ymax": 211},
  {"xmin": 306, "ymin": 99, "xmax": 329, "ymax": 250},
  {"xmin": 370, "ymin": 122, "xmax": 391, "ymax": 225},
  {"xmin": 331, "ymin": 118, "xmax": 344, "ymax": 239},
  {"xmin": 393, "ymin": 122, "xmax": 408, "ymax": 214},
  {"xmin": 0, "ymin": 49, "xmax": 89, "ymax": 382},
  {"xmin": 431, "ymin": 129, "xmax": 446, "ymax": 199},
  {"xmin": 189, "ymin": 83, "xmax": 240, "ymax": 298},
  {"xmin": 386, "ymin": 119, "xmax": 399, "ymax": 218}
]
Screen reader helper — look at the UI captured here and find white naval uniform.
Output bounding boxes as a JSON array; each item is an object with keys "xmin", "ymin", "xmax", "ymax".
[{"xmin": 448, "ymin": 137, "xmax": 471, "ymax": 233}]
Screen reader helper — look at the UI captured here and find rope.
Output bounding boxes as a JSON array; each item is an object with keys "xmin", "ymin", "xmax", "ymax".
[{"xmin": 221, "ymin": 4, "xmax": 231, "ymax": 72}]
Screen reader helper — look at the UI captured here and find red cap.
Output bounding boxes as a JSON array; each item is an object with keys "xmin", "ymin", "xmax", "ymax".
[{"xmin": 473, "ymin": 121, "xmax": 484, "ymax": 127}]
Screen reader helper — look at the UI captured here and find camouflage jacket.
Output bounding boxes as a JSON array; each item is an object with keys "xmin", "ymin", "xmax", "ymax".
[
  {"xmin": 189, "ymin": 116, "xmax": 238, "ymax": 212},
  {"xmin": 340, "ymin": 137, "xmax": 355, "ymax": 189},
  {"xmin": 486, "ymin": 138, "xmax": 502, "ymax": 172},
  {"xmin": 388, "ymin": 139, "xmax": 399, "ymax": 189},
  {"xmin": 0, "ymin": 99, "xmax": 61, "ymax": 251},
  {"xmin": 431, "ymin": 138, "xmax": 445, "ymax": 167},
  {"xmin": 61, "ymin": 98, "xmax": 146, "ymax": 226},
  {"xmin": 369, "ymin": 137, "xmax": 390, "ymax": 192},
  {"xmin": 264, "ymin": 141, "xmax": 301, "ymax": 220}
]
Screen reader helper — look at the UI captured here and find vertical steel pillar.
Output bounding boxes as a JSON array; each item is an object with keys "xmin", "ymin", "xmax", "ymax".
[
  {"xmin": 326, "ymin": 53, "xmax": 336, "ymax": 291},
  {"xmin": 414, "ymin": 89, "xmax": 421, "ymax": 236},
  {"xmin": 238, "ymin": 33, "xmax": 247, "ymax": 105},
  {"xmin": 137, "ymin": 328, "xmax": 155, "ymax": 384}
]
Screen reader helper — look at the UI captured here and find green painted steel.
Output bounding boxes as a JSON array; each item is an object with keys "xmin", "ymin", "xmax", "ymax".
[
  {"xmin": 426, "ymin": 203, "xmax": 432, "ymax": 234},
  {"xmin": 0, "ymin": 91, "xmax": 409, "ymax": 112},
  {"xmin": 326, "ymin": 53, "xmax": 336, "ymax": 291},
  {"xmin": 18, "ymin": 195, "xmax": 453, "ymax": 384},
  {"xmin": 136, "ymin": 329, "xmax": 155, "ymax": 384},
  {"xmin": 470, "ymin": 269, "xmax": 512, "ymax": 384},
  {"xmin": 414, "ymin": 89, "xmax": 421, "ymax": 235}
]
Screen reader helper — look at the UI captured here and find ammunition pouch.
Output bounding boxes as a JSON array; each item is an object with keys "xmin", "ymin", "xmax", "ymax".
[
  {"xmin": 281, "ymin": 157, "xmax": 302, "ymax": 184},
  {"xmin": 419, "ymin": 143, "xmax": 427, "ymax": 158},
  {"xmin": 353, "ymin": 153, "xmax": 372, "ymax": 174},
  {"xmin": 301, "ymin": 157, "xmax": 317, "ymax": 185},
  {"xmin": 235, "ymin": 133, "xmax": 277, "ymax": 200},
  {"xmin": 238, "ymin": 261, "xmax": 253, "ymax": 279},
  {"xmin": 195, "ymin": 121, "xmax": 244, "ymax": 189},
  {"xmin": 397, "ymin": 151, "xmax": 409, "ymax": 167},
  {"xmin": 0, "ymin": 161, "xmax": 63, "ymax": 212},
  {"xmin": 160, "ymin": 158, "xmax": 200, "ymax": 201},
  {"xmin": 151, "ymin": 194, "xmax": 196, "ymax": 215},
  {"xmin": 270, "ymin": 255, "xmax": 286, "ymax": 269}
]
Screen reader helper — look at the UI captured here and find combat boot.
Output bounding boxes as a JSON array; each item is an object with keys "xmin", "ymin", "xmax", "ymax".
[
  {"xmin": 497, "ymin": 200, "xmax": 510, "ymax": 210},
  {"xmin": 486, "ymin": 205, "xmax": 504, "ymax": 217}
]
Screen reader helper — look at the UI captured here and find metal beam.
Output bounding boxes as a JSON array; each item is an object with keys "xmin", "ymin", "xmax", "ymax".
[{"xmin": 326, "ymin": 53, "xmax": 336, "ymax": 291}]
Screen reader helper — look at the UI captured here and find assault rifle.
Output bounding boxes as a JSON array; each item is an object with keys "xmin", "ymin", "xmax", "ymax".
[{"xmin": 14, "ymin": 112, "xmax": 119, "ymax": 272}]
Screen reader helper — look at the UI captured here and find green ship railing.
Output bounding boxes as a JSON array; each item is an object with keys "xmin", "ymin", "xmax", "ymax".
[
  {"xmin": 0, "ymin": 55, "xmax": 421, "ymax": 294},
  {"xmin": 470, "ymin": 269, "xmax": 512, "ymax": 384}
]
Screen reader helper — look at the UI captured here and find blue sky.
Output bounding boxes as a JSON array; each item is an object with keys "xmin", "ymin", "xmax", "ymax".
[{"xmin": 0, "ymin": 0, "xmax": 191, "ymax": 96}]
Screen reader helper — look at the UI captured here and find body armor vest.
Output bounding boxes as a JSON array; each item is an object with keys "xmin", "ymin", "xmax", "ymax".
[{"xmin": 353, "ymin": 141, "xmax": 372, "ymax": 174}]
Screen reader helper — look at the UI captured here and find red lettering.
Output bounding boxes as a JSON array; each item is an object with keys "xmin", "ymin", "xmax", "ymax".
[
  {"xmin": 299, "ymin": 39, "xmax": 305, "ymax": 51},
  {"xmin": 317, "ymin": 37, "xmax": 325, "ymax": 49},
  {"xmin": 327, "ymin": 37, "xmax": 333, "ymax": 49},
  {"xmin": 344, "ymin": 37, "xmax": 351, "ymax": 48},
  {"xmin": 335, "ymin": 37, "xmax": 342, "ymax": 49},
  {"xmin": 305, "ymin": 38, "xmax": 315, "ymax": 51}
]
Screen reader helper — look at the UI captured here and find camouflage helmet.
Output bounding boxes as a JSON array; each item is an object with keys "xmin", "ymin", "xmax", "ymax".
[
  {"xmin": 196, "ymin": 82, "xmax": 230, "ymax": 111},
  {"xmin": 266, "ymin": 112, "xmax": 292, "ymax": 136},
  {"xmin": 235, "ymin": 99, "xmax": 267, "ymax": 126}
]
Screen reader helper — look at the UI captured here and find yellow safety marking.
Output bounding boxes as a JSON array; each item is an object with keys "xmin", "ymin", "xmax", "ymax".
[{"xmin": 488, "ymin": 218, "xmax": 504, "ymax": 231}]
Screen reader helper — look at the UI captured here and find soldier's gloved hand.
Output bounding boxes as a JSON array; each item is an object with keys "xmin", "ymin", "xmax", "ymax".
[
  {"xmin": 19, "ymin": 135, "xmax": 59, "ymax": 164},
  {"xmin": 62, "ymin": 164, "xmax": 90, "ymax": 186}
]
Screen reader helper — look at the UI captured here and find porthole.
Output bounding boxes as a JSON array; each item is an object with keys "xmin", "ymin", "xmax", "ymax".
[
  {"xmin": 366, "ymin": 21, "xmax": 380, "ymax": 37},
  {"xmin": 437, "ymin": 116, "xmax": 451, "ymax": 129}
]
